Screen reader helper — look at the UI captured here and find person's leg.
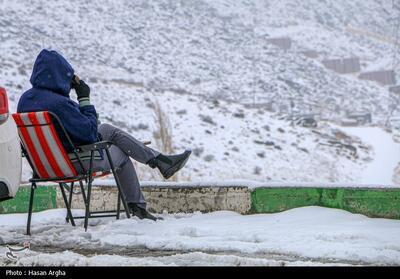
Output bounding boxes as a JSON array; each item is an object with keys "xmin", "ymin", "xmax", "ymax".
[
  {"xmin": 101, "ymin": 146, "xmax": 159, "ymax": 219},
  {"xmin": 115, "ymin": 156, "xmax": 146, "ymax": 209},
  {"xmin": 98, "ymin": 123, "xmax": 160, "ymax": 164},
  {"xmin": 73, "ymin": 145, "xmax": 146, "ymax": 209},
  {"xmin": 98, "ymin": 123, "xmax": 191, "ymax": 180}
]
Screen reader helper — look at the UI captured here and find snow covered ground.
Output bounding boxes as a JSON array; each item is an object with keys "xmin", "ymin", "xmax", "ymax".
[
  {"xmin": 339, "ymin": 126, "xmax": 400, "ymax": 185},
  {"xmin": 1, "ymin": 207, "xmax": 400, "ymax": 266}
]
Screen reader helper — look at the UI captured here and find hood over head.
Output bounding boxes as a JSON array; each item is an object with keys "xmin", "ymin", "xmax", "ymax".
[{"xmin": 30, "ymin": 49, "xmax": 75, "ymax": 96}]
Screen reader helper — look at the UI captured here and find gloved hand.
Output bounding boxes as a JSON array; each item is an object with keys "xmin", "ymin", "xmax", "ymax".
[
  {"xmin": 71, "ymin": 75, "xmax": 91, "ymax": 107},
  {"xmin": 72, "ymin": 80, "xmax": 90, "ymax": 100}
]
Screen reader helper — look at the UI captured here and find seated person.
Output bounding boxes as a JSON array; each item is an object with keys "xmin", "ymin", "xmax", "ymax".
[{"xmin": 17, "ymin": 49, "xmax": 191, "ymax": 221}]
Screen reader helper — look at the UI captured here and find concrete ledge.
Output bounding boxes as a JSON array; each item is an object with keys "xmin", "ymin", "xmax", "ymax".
[
  {"xmin": 143, "ymin": 186, "xmax": 251, "ymax": 214},
  {"xmin": 1, "ymin": 182, "xmax": 400, "ymax": 219},
  {"xmin": 0, "ymin": 184, "xmax": 251, "ymax": 215},
  {"xmin": 57, "ymin": 185, "xmax": 251, "ymax": 214}
]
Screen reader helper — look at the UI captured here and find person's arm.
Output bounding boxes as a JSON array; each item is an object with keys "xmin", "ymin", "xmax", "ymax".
[
  {"xmin": 74, "ymin": 78, "xmax": 101, "ymax": 125},
  {"xmin": 53, "ymin": 99, "xmax": 98, "ymax": 145},
  {"xmin": 56, "ymin": 76, "xmax": 98, "ymax": 144},
  {"xmin": 71, "ymin": 75, "xmax": 91, "ymax": 107}
]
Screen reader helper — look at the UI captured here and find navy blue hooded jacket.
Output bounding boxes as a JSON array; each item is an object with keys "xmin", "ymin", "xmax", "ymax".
[{"xmin": 17, "ymin": 49, "xmax": 99, "ymax": 153}]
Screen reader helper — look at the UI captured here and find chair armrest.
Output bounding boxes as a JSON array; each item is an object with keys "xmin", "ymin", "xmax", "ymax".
[
  {"xmin": 77, "ymin": 140, "xmax": 150, "ymax": 153},
  {"xmin": 76, "ymin": 141, "xmax": 113, "ymax": 152}
]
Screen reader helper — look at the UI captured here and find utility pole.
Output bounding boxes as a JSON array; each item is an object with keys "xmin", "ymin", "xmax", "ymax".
[
  {"xmin": 387, "ymin": 0, "xmax": 400, "ymax": 128},
  {"xmin": 252, "ymin": 9, "xmax": 258, "ymax": 108}
]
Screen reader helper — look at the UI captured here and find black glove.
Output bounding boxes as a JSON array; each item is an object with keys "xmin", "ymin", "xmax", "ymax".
[{"xmin": 73, "ymin": 79, "xmax": 90, "ymax": 101}]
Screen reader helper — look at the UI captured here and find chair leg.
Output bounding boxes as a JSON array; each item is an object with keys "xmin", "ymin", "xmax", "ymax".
[
  {"xmin": 105, "ymin": 148, "xmax": 131, "ymax": 219},
  {"xmin": 84, "ymin": 151, "xmax": 94, "ymax": 231},
  {"xmin": 84, "ymin": 179, "xmax": 93, "ymax": 231},
  {"xmin": 116, "ymin": 192, "xmax": 121, "ymax": 220},
  {"xmin": 66, "ymin": 182, "xmax": 74, "ymax": 223},
  {"xmin": 59, "ymin": 183, "xmax": 75, "ymax": 227},
  {"xmin": 79, "ymin": 180, "xmax": 87, "ymax": 204},
  {"xmin": 26, "ymin": 183, "xmax": 36, "ymax": 236}
]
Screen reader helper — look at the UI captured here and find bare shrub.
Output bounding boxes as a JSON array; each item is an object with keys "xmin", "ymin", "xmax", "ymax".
[
  {"xmin": 152, "ymin": 100, "xmax": 174, "ymax": 154},
  {"xmin": 253, "ymin": 166, "xmax": 262, "ymax": 175},
  {"xmin": 152, "ymin": 100, "xmax": 177, "ymax": 181},
  {"xmin": 199, "ymin": 114, "xmax": 217, "ymax": 125},
  {"xmin": 203, "ymin": 154, "xmax": 215, "ymax": 162}
]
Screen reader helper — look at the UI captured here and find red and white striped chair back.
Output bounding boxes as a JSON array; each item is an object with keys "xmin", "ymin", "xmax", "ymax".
[{"xmin": 12, "ymin": 111, "xmax": 78, "ymax": 179}]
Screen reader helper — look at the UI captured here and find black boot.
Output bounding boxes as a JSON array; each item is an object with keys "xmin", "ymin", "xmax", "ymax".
[
  {"xmin": 128, "ymin": 203, "xmax": 162, "ymax": 221},
  {"xmin": 148, "ymin": 150, "xmax": 191, "ymax": 179}
]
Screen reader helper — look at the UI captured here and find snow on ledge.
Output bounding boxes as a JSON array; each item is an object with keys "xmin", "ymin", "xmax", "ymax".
[
  {"xmin": 23, "ymin": 179, "xmax": 400, "ymax": 190},
  {"xmin": 140, "ymin": 180, "xmax": 400, "ymax": 190}
]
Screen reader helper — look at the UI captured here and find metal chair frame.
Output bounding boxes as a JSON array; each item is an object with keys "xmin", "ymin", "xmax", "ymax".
[{"xmin": 14, "ymin": 111, "xmax": 131, "ymax": 235}]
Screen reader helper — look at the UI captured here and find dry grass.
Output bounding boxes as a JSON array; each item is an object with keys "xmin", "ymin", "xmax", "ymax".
[
  {"xmin": 152, "ymin": 100, "xmax": 174, "ymax": 154},
  {"xmin": 393, "ymin": 163, "xmax": 400, "ymax": 185},
  {"xmin": 152, "ymin": 100, "xmax": 177, "ymax": 181}
]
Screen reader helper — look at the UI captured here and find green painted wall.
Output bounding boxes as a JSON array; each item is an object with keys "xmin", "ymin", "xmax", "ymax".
[
  {"xmin": 250, "ymin": 188, "xmax": 322, "ymax": 213},
  {"xmin": 251, "ymin": 187, "xmax": 400, "ymax": 219},
  {"xmin": 0, "ymin": 186, "xmax": 57, "ymax": 214}
]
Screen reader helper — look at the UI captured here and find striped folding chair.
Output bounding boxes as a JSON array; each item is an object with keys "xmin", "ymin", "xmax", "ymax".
[{"xmin": 12, "ymin": 111, "xmax": 131, "ymax": 235}]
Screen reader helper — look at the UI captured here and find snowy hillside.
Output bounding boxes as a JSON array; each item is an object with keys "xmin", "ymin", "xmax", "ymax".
[{"xmin": 0, "ymin": 0, "xmax": 398, "ymax": 184}]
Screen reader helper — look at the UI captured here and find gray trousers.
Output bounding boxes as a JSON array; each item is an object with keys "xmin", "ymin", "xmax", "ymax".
[{"xmin": 73, "ymin": 123, "xmax": 160, "ymax": 209}]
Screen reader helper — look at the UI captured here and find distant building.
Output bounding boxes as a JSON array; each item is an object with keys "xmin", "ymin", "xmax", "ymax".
[
  {"xmin": 267, "ymin": 37, "xmax": 292, "ymax": 50},
  {"xmin": 243, "ymin": 102, "xmax": 275, "ymax": 111},
  {"xmin": 287, "ymin": 113, "xmax": 318, "ymax": 128},
  {"xmin": 296, "ymin": 117, "xmax": 317, "ymax": 128},
  {"xmin": 322, "ymin": 57, "xmax": 361, "ymax": 74},
  {"xmin": 346, "ymin": 112, "xmax": 372, "ymax": 125},
  {"xmin": 358, "ymin": 70, "xmax": 396, "ymax": 86},
  {"xmin": 341, "ymin": 118, "xmax": 359, "ymax": 127},
  {"xmin": 301, "ymin": 50, "xmax": 319, "ymax": 58},
  {"xmin": 389, "ymin": 85, "xmax": 400, "ymax": 94},
  {"xmin": 389, "ymin": 116, "xmax": 400, "ymax": 129}
]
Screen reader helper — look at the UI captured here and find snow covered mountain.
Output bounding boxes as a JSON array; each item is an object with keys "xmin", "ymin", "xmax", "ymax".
[{"xmin": 0, "ymin": 0, "xmax": 398, "ymax": 184}]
